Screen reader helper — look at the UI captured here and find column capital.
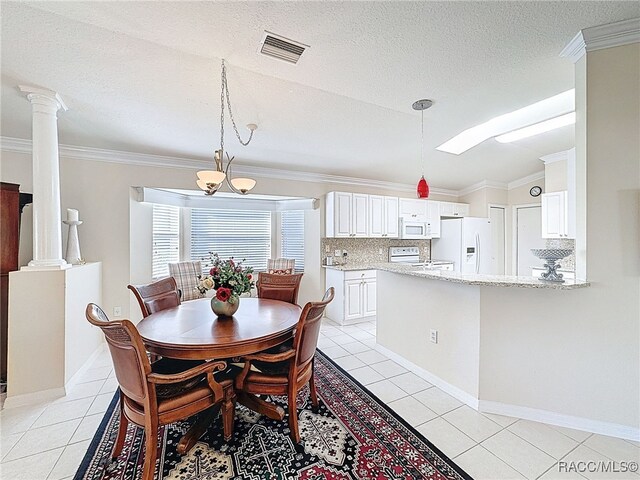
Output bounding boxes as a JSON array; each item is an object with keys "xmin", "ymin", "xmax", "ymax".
[{"xmin": 18, "ymin": 85, "xmax": 67, "ymax": 112}]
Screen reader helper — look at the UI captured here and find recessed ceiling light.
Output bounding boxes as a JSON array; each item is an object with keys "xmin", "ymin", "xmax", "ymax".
[
  {"xmin": 495, "ymin": 112, "xmax": 576, "ymax": 143},
  {"xmin": 436, "ymin": 89, "xmax": 575, "ymax": 155}
]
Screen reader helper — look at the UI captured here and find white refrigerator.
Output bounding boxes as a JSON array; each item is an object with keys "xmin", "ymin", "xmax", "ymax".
[{"xmin": 431, "ymin": 217, "xmax": 493, "ymax": 274}]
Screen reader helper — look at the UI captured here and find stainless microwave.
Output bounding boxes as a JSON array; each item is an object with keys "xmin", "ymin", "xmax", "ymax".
[{"xmin": 400, "ymin": 219, "xmax": 430, "ymax": 239}]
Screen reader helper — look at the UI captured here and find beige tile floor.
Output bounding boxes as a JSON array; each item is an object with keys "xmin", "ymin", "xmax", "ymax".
[{"xmin": 1, "ymin": 319, "xmax": 638, "ymax": 480}]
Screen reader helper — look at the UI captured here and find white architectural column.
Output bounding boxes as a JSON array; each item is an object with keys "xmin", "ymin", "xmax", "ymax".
[{"xmin": 18, "ymin": 85, "xmax": 69, "ymax": 270}]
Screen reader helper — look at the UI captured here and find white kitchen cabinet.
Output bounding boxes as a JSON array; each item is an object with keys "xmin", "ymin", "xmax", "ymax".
[
  {"xmin": 352, "ymin": 194, "xmax": 369, "ymax": 237},
  {"xmin": 399, "ymin": 198, "xmax": 428, "ymax": 220},
  {"xmin": 541, "ymin": 191, "xmax": 573, "ymax": 238},
  {"xmin": 426, "ymin": 200, "xmax": 441, "ymax": 238},
  {"xmin": 326, "ymin": 192, "xmax": 368, "ymax": 238},
  {"xmin": 369, "ymin": 195, "xmax": 399, "ymax": 238},
  {"xmin": 384, "ymin": 196, "xmax": 400, "ymax": 238},
  {"xmin": 326, "ymin": 192, "xmax": 351, "ymax": 237},
  {"xmin": 325, "ymin": 269, "xmax": 376, "ymax": 325},
  {"xmin": 439, "ymin": 201, "xmax": 470, "ymax": 218},
  {"xmin": 345, "ymin": 279, "xmax": 364, "ymax": 320},
  {"xmin": 368, "ymin": 195, "xmax": 384, "ymax": 237}
]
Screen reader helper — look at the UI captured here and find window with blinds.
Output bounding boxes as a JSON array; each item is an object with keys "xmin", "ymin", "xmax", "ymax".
[
  {"xmin": 152, "ymin": 204, "xmax": 180, "ymax": 279},
  {"xmin": 191, "ymin": 209, "xmax": 272, "ymax": 272},
  {"xmin": 281, "ymin": 210, "xmax": 305, "ymax": 272}
]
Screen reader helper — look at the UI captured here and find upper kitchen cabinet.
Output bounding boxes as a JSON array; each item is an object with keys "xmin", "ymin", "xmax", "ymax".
[
  {"xmin": 541, "ymin": 191, "xmax": 574, "ymax": 238},
  {"xmin": 368, "ymin": 195, "xmax": 399, "ymax": 238},
  {"xmin": 326, "ymin": 192, "xmax": 369, "ymax": 238},
  {"xmin": 399, "ymin": 198, "xmax": 428, "ymax": 220},
  {"xmin": 439, "ymin": 201, "xmax": 470, "ymax": 218},
  {"xmin": 426, "ymin": 201, "xmax": 441, "ymax": 238}
]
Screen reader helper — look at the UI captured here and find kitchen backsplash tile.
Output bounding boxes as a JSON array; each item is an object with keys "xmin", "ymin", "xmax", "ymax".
[
  {"xmin": 545, "ymin": 238, "xmax": 576, "ymax": 270},
  {"xmin": 321, "ymin": 238, "xmax": 431, "ymax": 265}
]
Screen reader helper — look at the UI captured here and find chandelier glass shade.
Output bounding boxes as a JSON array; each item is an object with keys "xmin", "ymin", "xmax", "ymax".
[{"xmin": 197, "ymin": 60, "xmax": 257, "ymax": 196}]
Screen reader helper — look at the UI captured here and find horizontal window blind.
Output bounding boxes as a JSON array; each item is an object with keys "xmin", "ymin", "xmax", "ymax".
[
  {"xmin": 152, "ymin": 204, "xmax": 180, "ymax": 279},
  {"xmin": 281, "ymin": 210, "xmax": 305, "ymax": 271},
  {"xmin": 191, "ymin": 208, "xmax": 272, "ymax": 272}
]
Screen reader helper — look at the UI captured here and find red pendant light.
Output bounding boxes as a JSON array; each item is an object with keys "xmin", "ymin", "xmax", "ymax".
[
  {"xmin": 412, "ymin": 99, "xmax": 433, "ymax": 199},
  {"xmin": 417, "ymin": 175, "xmax": 429, "ymax": 198}
]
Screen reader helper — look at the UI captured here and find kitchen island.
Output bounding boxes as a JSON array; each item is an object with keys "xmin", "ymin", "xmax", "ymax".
[{"xmin": 324, "ymin": 263, "xmax": 613, "ymax": 436}]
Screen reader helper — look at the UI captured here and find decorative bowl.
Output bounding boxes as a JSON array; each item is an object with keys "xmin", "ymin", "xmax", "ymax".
[
  {"xmin": 530, "ymin": 249, "xmax": 573, "ymax": 261},
  {"xmin": 531, "ymin": 249, "xmax": 573, "ymax": 283}
]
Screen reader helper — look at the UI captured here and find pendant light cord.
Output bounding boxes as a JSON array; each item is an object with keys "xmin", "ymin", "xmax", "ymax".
[{"xmin": 421, "ymin": 110, "xmax": 425, "ymax": 177}]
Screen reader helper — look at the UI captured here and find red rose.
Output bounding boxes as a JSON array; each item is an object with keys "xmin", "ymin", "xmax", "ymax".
[
  {"xmin": 247, "ymin": 274, "xmax": 252, "ymax": 280},
  {"xmin": 216, "ymin": 287, "xmax": 231, "ymax": 302},
  {"xmin": 209, "ymin": 267, "xmax": 218, "ymax": 276}
]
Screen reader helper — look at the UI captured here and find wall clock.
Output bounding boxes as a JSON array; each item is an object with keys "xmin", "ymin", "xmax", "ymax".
[{"xmin": 530, "ymin": 185, "xmax": 542, "ymax": 197}]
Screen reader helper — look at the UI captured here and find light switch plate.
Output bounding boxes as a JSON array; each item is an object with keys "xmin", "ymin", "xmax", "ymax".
[
  {"xmin": 334, "ymin": 250, "xmax": 341, "ymax": 257},
  {"xmin": 325, "ymin": 245, "xmax": 331, "ymax": 253},
  {"xmin": 113, "ymin": 306, "xmax": 122, "ymax": 317}
]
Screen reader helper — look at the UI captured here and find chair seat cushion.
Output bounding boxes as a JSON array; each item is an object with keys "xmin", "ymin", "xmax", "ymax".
[
  {"xmin": 157, "ymin": 377, "xmax": 233, "ymax": 413},
  {"xmin": 252, "ymin": 340, "xmax": 294, "ymax": 375},
  {"xmin": 151, "ymin": 358, "xmax": 206, "ymax": 397}
]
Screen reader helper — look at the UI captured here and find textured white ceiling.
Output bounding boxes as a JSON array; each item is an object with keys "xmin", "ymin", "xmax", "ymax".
[{"xmin": 2, "ymin": 2, "xmax": 638, "ymax": 189}]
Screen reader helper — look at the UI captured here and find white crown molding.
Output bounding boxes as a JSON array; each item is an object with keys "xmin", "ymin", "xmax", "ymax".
[
  {"xmin": 0, "ymin": 136, "xmax": 458, "ymax": 198},
  {"xmin": 458, "ymin": 179, "xmax": 509, "ymax": 197},
  {"xmin": 560, "ymin": 17, "xmax": 640, "ymax": 63},
  {"xmin": 507, "ymin": 170, "xmax": 545, "ymax": 190},
  {"xmin": 539, "ymin": 150, "xmax": 570, "ymax": 165}
]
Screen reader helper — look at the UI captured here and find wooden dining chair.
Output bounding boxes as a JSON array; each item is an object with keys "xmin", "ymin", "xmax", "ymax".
[
  {"xmin": 86, "ymin": 303, "xmax": 236, "ymax": 480},
  {"xmin": 256, "ymin": 272, "xmax": 304, "ymax": 305},
  {"xmin": 234, "ymin": 287, "xmax": 334, "ymax": 443},
  {"xmin": 128, "ymin": 277, "xmax": 181, "ymax": 318}
]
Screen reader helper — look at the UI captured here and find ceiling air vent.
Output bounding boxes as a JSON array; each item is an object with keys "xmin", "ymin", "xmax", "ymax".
[{"xmin": 259, "ymin": 31, "xmax": 308, "ymax": 64}]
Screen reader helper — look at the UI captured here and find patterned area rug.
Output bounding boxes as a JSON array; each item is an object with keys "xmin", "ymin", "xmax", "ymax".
[{"xmin": 74, "ymin": 351, "xmax": 472, "ymax": 480}]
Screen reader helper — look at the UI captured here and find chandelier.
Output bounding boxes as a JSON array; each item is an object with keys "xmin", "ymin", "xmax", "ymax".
[
  {"xmin": 197, "ymin": 60, "xmax": 258, "ymax": 195},
  {"xmin": 413, "ymin": 99, "xmax": 433, "ymax": 199}
]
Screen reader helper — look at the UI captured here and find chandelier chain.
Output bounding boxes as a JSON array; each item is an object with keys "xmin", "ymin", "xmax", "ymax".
[{"xmin": 221, "ymin": 60, "xmax": 254, "ymax": 148}]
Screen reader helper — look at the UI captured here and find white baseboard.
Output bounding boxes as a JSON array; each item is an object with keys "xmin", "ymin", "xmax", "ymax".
[
  {"xmin": 3, "ymin": 344, "xmax": 107, "ymax": 410},
  {"xmin": 374, "ymin": 344, "xmax": 640, "ymax": 442},
  {"xmin": 3, "ymin": 386, "xmax": 67, "ymax": 409},
  {"xmin": 479, "ymin": 400, "xmax": 640, "ymax": 442},
  {"xmin": 64, "ymin": 343, "xmax": 107, "ymax": 393},
  {"xmin": 374, "ymin": 344, "xmax": 479, "ymax": 409}
]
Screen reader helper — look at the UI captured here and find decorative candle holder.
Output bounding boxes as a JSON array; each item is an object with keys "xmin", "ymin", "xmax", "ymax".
[
  {"xmin": 63, "ymin": 220, "xmax": 85, "ymax": 265},
  {"xmin": 531, "ymin": 249, "xmax": 573, "ymax": 283}
]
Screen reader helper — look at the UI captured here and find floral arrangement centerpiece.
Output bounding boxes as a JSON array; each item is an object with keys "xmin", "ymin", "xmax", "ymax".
[{"xmin": 198, "ymin": 253, "xmax": 255, "ymax": 317}]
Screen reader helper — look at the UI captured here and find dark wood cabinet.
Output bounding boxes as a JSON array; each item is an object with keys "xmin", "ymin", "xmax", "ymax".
[{"xmin": 1, "ymin": 182, "xmax": 31, "ymax": 386}]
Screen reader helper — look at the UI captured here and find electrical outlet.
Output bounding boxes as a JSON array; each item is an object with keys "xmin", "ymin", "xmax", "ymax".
[
  {"xmin": 113, "ymin": 306, "xmax": 122, "ymax": 317},
  {"xmin": 430, "ymin": 329, "xmax": 438, "ymax": 344},
  {"xmin": 334, "ymin": 250, "xmax": 341, "ymax": 257},
  {"xmin": 325, "ymin": 245, "xmax": 330, "ymax": 253}
]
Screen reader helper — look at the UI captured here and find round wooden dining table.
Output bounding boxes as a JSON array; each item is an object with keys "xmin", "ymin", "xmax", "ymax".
[
  {"xmin": 136, "ymin": 297, "xmax": 302, "ymax": 453},
  {"xmin": 137, "ymin": 297, "xmax": 302, "ymax": 360}
]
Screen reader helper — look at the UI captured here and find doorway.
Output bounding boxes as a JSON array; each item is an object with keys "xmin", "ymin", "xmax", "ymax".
[
  {"xmin": 513, "ymin": 205, "xmax": 544, "ymax": 276},
  {"xmin": 489, "ymin": 205, "xmax": 506, "ymax": 275}
]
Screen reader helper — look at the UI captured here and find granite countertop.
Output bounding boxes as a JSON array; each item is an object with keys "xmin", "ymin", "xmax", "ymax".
[{"xmin": 323, "ymin": 262, "xmax": 590, "ymax": 290}]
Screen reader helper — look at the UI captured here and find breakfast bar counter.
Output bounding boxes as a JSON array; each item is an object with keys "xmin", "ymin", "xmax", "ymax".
[{"xmin": 324, "ymin": 262, "xmax": 589, "ymax": 289}]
